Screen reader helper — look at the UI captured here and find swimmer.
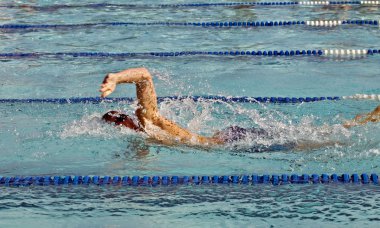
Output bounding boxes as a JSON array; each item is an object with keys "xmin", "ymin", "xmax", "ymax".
[
  {"xmin": 100, "ymin": 67, "xmax": 380, "ymax": 148},
  {"xmin": 100, "ymin": 67, "xmax": 222, "ymax": 146}
]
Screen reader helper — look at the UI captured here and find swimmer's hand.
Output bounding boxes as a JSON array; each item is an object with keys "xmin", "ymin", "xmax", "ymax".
[
  {"xmin": 343, "ymin": 106, "xmax": 380, "ymax": 128},
  {"xmin": 100, "ymin": 73, "xmax": 118, "ymax": 98}
]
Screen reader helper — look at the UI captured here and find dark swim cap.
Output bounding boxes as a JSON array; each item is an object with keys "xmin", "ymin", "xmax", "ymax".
[{"xmin": 102, "ymin": 111, "xmax": 141, "ymax": 131}]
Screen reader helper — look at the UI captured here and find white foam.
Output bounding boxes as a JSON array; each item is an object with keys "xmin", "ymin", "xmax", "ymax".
[
  {"xmin": 216, "ymin": 102, "xmax": 351, "ymax": 151},
  {"xmin": 59, "ymin": 99, "xmax": 355, "ymax": 153},
  {"xmin": 60, "ymin": 113, "xmax": 143, "ymax": 139},
  {"xmin": 158, "ymin": 98, "xmax": 218, "ymax": 135}
]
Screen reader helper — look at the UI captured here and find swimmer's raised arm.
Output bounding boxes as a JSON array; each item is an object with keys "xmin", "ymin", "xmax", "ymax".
[
  {"xmin": 343, "ymin": 105, "xmax": 380, "ymax": 128},
  {"xmin": 100, "ymin": 67, "xmax": 220, "ymax": 146},
  {"xmin": 100, "ymin": 67, "xmax": 158, "ymax": 118}
]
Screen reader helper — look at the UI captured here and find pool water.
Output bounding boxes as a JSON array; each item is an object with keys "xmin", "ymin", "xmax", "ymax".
[{"xmin": 1, "ymin": 0, "xmax": 380, "ymax": 227}]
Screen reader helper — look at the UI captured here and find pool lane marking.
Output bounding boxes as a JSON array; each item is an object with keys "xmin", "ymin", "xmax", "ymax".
[
  {"xmin": 0, "ymin": 1, "xmax": 379, "ymax": 9},
  {"xmin": 0, "ymin": 173, "xmax": 378, "ymax": 186},
  {"xmin": 0, "ymin": 49, "xmax": 379, "ymax": 59},
  {"xmin": 342, "ymin": 94, "xmax": 380, "ymax": 100},
  {"xmin": 1, "ymin": 19, "xmax": 379, "ymax": 30},
  {"xmin": 1, "ymin": 94, "xmax": 379, "ymax": 104}
]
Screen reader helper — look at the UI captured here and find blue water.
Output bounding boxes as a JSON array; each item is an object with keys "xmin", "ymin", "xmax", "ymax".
[{"xmin": 1, "ymin": 0, "xmax": 380, "ymax": 227}]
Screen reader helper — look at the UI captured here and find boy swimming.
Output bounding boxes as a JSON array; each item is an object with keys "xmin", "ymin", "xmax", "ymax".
[{"xmin": 100, "ymin": 67, "xmax": 380, "ymax": 148}]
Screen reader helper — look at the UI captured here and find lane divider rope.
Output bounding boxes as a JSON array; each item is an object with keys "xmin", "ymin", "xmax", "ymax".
[
  {"xmin": 1, "ymin": 94, "xmax": 379, "ymax": 104},
  {"xmin": 0, "ymin": 49, "xmax": 379, "ymax": 59},
  {"xmin": 0, "ymin": 1, "xmax": 379, "ymax": 9},
  {"xmin": 342, "ymin": 94, "xmax": 380, "ymax": 100},
  {"xmin": 1, "ymin": 19, "xmax": 378, "ymax": 30},
  {"xmin": 0, "ymin": 173, "xmax": 378, "ymax": 186}
]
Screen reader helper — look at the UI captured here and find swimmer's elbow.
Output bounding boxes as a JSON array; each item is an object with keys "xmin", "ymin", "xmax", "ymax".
[{"xmin": 135, "ymin": 67, "xmax": 152, "ymax": 80}]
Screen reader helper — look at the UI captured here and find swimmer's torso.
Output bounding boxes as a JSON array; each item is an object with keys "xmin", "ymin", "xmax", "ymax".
[{"xmin": 138, "ymin": 111, "xmax": 218, "ymax": 146}]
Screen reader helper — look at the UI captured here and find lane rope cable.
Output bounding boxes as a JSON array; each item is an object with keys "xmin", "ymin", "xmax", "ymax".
[
  {"xmin": 1, "ymin": 94, "xmax": 379, "ymax": 104},
  {"xmin": 0, "ymin": 1, "xmax": 379, "ymax": 9},
  {"xmin": 0, "ymin": 173, "xmax": 378, "ymax": 186},
  {"xmin": 0, "ymin": 49, "xmax": 379, "ymax": 59},
  {"xmin": 1, "ymin": 19, "xmax": 379, "ymax": 30}
]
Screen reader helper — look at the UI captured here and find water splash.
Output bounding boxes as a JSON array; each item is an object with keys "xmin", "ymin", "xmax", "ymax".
[
  {"xmin": 159, "ymin": 98, "xmax": 353, "ymax": 152},
  {"xmin": 151, "ymin": 67, "xmax": 212, "ymax": 97},
  {"xmin": 60, "ymin": 98, "xmax": 366, "ymax": 153},
  {"xmin": 159, "ymin": 97, "xmax": 217, "ymax": 135},
  {"xmin": 60, "ymin": 112, "xmax": 144, "ymax": 139}
]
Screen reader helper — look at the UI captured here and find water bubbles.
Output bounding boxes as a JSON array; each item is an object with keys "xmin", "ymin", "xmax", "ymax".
[
  {"xmin": 60, "ymin": 112, "xmax": 144, "ymax": 139},
  {"xmin": 32, "ymin": 151, "xmax": 48, "ymax": 159},
  {"xmin": 59, "ymin": 97, "xmax": 377, "ymax": 162},
  {"xmin": 159, "ymin": 98, "xmax": 217, "ymax": 134}
]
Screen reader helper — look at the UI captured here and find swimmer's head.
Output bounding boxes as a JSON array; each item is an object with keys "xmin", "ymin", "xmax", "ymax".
[{"xmin": 102, "ymin": 111, "xmax": 141, "ymax": 131}]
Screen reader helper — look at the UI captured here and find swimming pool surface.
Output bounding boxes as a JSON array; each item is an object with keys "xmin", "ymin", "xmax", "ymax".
[{"xmin": 1, "ymin": 0, "xmax": 380, "ymax": 227}]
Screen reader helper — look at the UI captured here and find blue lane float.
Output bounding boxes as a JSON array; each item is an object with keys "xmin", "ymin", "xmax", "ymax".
[
  {"xmin": 1, "ymin": 19, "xmax": 378, "ymax": 30},
  {"xmin": 0, "ymin": 173, "xmax": 378, "ymax": 187},
  {"xmin": 2, "ymin": 94, "xmax": 380, "ymax": 104},
  {"xmin": 0, "ymin": 49, "xmax": 378, "ymax": 60},
  {"xmin": 0, "ymin": 96, "xmax": 342, "ymax": 104},
  {"xmin": 0, "ymin": 1, "xmax": 375, "ymax": 10}
]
